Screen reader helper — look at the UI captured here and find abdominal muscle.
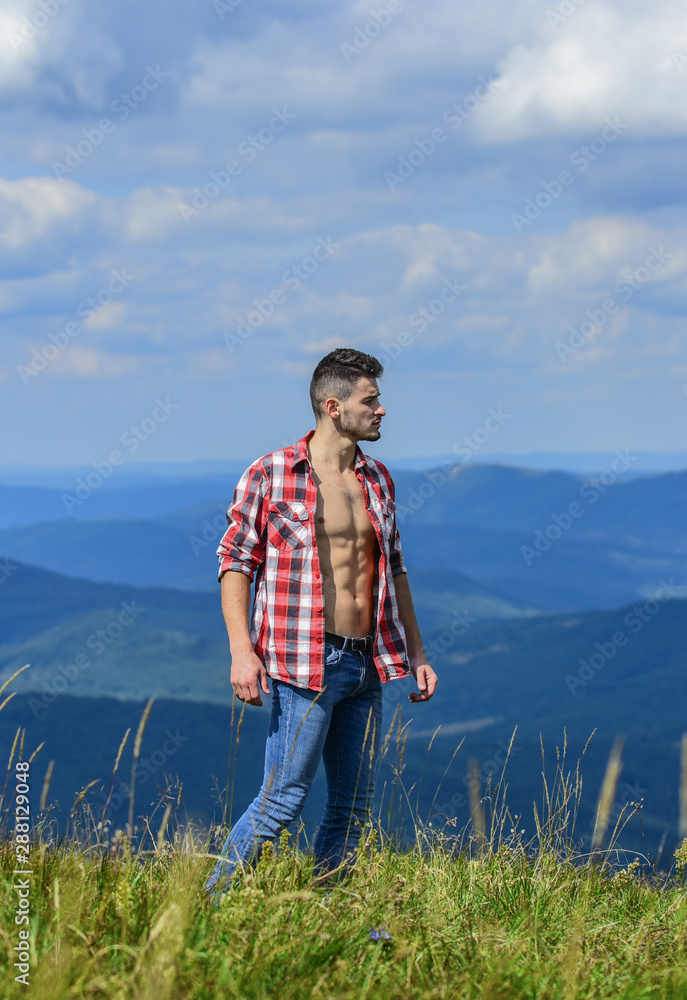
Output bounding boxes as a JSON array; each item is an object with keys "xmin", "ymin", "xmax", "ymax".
[
  {"xmin": 320, "ymin": 537, "xmax": 377, "ymax": 637},
  {"xmin": 312, "ymin": 469, "xmax": 378, "ymax": 638}
]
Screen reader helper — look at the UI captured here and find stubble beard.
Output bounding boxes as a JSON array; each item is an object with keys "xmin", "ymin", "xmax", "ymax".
[{"xmin": 340, "ymin": 409, "xmax": 381, "ymax": 442}]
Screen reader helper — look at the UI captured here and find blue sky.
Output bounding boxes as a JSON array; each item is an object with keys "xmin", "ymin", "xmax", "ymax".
[{"xmin": 1, "ymin": 0, "xmax": 687, "ymax": 467}]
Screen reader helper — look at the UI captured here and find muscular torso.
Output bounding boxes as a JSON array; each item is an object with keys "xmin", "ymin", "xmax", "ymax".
[{"xmin": 310, "ymin": 461, "xmax": 378, "ymax": 638}]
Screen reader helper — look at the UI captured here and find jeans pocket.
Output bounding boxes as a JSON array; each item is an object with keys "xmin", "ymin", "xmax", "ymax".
[{"xmin": 325, "ymin": 644, "xmax": 342, "ymax": 666}]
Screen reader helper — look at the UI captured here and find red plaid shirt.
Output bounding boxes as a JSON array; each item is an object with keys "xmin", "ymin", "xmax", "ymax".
[{"xmin": 217, "ymin": 428, "xmax": 410, "ymax": 691}]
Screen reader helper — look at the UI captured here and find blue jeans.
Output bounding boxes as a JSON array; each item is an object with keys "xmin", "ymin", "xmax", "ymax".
[{"xmin": 206, "ymin": 638, "xmax": 383, "ymax": 896}]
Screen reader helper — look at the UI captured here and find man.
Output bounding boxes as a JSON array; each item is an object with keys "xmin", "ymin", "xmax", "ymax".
[{"xmin": 206, "ymin": 347, "xmax": 437, "ymax": 896}]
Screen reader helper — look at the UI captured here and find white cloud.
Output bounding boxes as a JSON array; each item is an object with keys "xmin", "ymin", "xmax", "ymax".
[
  {"xmin": 0, "ymin": 0, "xmax": 123, "ymax": 111},
  {"xmin": 526, "ymin": 217, "xmax": 687, "ymax": 296},
  {"xmin": 179, "ymin": 1, "xmax": 527, "ymax": 133},
  {"xmin": 0, "ymin": 176, "xmax": 96, "ymax": 247},
  {"xmin": 477, "ymin": 0, "xmax": 687, "ymax": 141},
  {"xmin": 83, "ymin": 300, "xmax": 128, "ymax": 332},
  {"xmin": 2, "ymin": 1, "xmax": 687, "ymax": 461},
  {"xmin": 55, "ymin": 346, "xmax": 143, "ymax": 378}
]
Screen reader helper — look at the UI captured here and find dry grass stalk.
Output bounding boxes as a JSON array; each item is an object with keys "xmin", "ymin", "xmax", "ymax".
[
  {"xmin": 468, "ymin": 757, "xmax": 485, "ymax": 852},
  {"xmin": 128, "ymin": 699, "xmax": 155, "ymax": 838},
  {"xmin": 591, "ymin": 737, "xmax": 624, "ymax": 853}
]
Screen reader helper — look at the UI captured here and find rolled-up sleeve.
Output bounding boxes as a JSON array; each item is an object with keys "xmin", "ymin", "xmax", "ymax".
[{"xmin": 217, "ymin": 462, "xmax": 269, "ymax": 582}]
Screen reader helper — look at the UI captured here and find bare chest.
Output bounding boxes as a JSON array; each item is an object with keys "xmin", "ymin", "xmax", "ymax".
[{"xmin": 311, "ymin": 468, "xmax": 376, "ymax": 545}]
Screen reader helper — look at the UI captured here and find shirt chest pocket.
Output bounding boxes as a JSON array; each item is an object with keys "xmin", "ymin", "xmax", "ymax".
[
  {"xmin": 267, "ymin": 500, "xmax": 311, "ymax": 549},
  {"xmin": 375, "ymin": 496, "xmax": 397, "ymax": 543}
]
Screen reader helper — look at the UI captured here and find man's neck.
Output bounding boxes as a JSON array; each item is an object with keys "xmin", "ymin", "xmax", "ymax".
[{"xmin": 307, "ymin": 426, "xmax": 358, "ymax": 474}]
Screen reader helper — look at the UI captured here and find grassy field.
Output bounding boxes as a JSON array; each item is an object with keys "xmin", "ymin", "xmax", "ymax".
[
  {"xmin": 2, "ymin": 824, "xmax": 687, "ymax": 999},
  {"xmin": 2, "ymin": 676, "xmax": 687, "ymax": 999}
]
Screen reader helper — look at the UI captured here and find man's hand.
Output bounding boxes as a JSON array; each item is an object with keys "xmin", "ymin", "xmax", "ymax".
[
  {"xmin": 230, "ymin": 649, "xmax": 270, "ymax": 706},
  {"xmin": 408, "ymin": 659, "xmax": 438, "ymax": 702}
]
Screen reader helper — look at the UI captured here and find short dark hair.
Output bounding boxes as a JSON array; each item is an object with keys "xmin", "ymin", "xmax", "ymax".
[{"xmin": 309, "ymin": 348, "xmax": 384, "ymax": 419}]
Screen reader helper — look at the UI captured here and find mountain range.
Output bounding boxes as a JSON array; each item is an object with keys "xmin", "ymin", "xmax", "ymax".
[
  {"xmin": 1, "ymin": 457, "xmax": 685, "ymax": 865},
  {"xmin": 1, "ymin": 463, "xmax": 685, "ymax": 613}
]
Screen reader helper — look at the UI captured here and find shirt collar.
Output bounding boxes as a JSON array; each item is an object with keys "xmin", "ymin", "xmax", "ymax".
[{"xmin": 291, "ymin": 429, "xmax": 369, "ymax": 471}]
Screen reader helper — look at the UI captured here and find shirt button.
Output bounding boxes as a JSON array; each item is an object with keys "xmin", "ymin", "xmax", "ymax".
[
  {"xmin": 316, "ymin": 637, "xmax": 323, "ymax": 644},
  {"xmin": 315, "ymin": 572, "xmax": 321, "ymax": 579}
]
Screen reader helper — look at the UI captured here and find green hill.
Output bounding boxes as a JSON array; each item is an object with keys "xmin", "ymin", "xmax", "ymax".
[{"xmin": 0, "ymin": 562, "xmax": 531, "ymax": 707}]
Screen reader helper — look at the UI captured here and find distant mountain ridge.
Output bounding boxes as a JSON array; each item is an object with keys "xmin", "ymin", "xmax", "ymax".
[
  {"xmin": 1, "ymin": 464, "xmax": 686, "ymax": 611},
  {"xmin": 0, "ymin": 480, "xmax": 235, "ymax": 531}
]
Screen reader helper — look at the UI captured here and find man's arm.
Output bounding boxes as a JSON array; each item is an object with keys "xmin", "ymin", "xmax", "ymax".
[
  {"xmin": 217, "ymin": 461, "xmax": 270, "ymax": 706},
  {"xmin": 221, "ymin": 570, "xmax": 270, "ymax": 707},
  {"xmin": 393, "ymin": 571, "xmax": 438, "ymax": 702}
]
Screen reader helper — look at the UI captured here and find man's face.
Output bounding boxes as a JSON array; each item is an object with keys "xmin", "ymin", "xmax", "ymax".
[{"xmin": 337, "ymin": 377, "xmax": 386, "ymax": 441}]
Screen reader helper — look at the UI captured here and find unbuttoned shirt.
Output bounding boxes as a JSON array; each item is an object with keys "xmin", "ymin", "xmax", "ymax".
[{"xmin": 217, "ymin": 429, "xmax": 410, "ymax": 691}]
